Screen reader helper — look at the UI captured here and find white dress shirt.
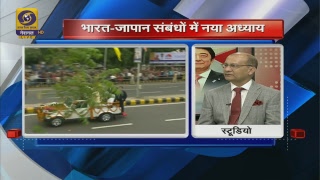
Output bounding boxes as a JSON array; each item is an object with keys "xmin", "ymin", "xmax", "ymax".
[{"xmin": 230, "ymin": 79, "xmax": 253, "ymax": 107}]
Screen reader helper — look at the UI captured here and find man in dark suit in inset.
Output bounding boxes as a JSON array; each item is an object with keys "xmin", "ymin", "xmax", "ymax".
[{"xmin": 195, "ymin": 47, "xmax": 228, "ymax": 120}]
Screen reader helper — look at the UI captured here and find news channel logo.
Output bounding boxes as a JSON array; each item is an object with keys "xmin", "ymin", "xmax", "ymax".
[{"xmin": 16, "ymin": 8, "xmax": 44, "ymax": 39}]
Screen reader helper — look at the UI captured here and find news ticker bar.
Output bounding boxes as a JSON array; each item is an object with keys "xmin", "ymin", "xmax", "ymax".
[{"xmin": 63, "ymin": 19, "xmax": 283, "ymax": 40}]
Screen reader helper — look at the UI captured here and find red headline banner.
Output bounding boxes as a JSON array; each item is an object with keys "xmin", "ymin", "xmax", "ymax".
[{"xmin": 63, "ymin": 19, "xmax": 284, "ymax": 40}]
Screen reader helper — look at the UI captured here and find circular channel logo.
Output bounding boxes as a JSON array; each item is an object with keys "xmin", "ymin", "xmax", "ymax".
[{"xmin": 17, "ymin": 10, "xmax": 36, "ymax": 26}]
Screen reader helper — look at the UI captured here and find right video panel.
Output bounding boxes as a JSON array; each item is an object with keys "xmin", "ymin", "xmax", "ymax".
[{"xmin": 192, "ymin": 45, "xmax": 283, "ymax": 138}]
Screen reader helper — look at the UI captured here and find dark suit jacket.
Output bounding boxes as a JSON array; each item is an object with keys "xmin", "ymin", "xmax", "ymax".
[{"xmin": 202, "ymin": 70, "xmax": 228, "ymax": 93}]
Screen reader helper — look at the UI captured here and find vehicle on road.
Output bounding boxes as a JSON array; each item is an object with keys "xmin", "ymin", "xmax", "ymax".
[{"xmin": 36, "ymin": 98, "xmax": 122, "ymax": 127}]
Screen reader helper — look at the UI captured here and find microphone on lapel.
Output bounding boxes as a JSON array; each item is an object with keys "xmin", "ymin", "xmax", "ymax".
[{"xmin": 226, "ymin": 103, "xmax": 231, "ymax": 106}]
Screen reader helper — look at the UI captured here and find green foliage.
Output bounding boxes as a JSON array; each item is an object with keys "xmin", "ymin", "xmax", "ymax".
[
  {"xmin": 97, "ymin": 48, "xmax": 135, "ymax": 68},
  {"xmin": 53, "ymin": 68, "xmax": 121, "ymax": 125},
  {"xmin": 25, "ymin": 48, "xmax": 103, "ymax": 67},
  {"xmin": 54, "ymin": 68, "xmax": 121, "ymax": 103},
  {"xmin": 25, "ymin": 48, "xmax": 42, "ymax": 65},
  {"xmin": 25, "ymin": 47, "xmax": 185, "ymax": 69},
  {"xmin": 65, "ymin": 48, "xmax": 103, "ymax": 68}
]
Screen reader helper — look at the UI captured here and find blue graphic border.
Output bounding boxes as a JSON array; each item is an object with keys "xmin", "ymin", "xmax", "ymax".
[{"xmin": 32, "ymin": 40, "xmax": 276, "ymax": 146}]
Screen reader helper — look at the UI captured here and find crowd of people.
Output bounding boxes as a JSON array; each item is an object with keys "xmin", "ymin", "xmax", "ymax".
[{"xmin": 25, "ymin": 64, "xmax": 185, "ymax": 87}]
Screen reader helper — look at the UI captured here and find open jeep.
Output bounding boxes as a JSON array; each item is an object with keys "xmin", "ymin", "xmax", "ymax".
[{"xmin": 36, "ymin": 98, "xmax": 122, "ymax": 127}]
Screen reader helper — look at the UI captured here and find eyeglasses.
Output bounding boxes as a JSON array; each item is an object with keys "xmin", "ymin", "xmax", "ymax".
[{"xmin": 221, "ymin": 63, "xmax": 252, "ymax": 69}]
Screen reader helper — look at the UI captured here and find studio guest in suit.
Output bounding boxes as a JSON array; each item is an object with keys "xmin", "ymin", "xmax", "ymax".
[
  {"xmin": 195, "ymin": 47, "xmax": 228, "ymax": 116},
  {"xmin": 198, "ymin": 52, "xmax": 281, "ymax": 125}
]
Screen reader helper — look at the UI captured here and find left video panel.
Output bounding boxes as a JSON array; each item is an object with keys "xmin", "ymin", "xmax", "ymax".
[{"xmin": 23, "ymin": 45, "xmax": 188, "ymax": 138}]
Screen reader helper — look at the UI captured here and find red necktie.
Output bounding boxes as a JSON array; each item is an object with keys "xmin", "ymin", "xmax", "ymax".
[
  {"xmin": 228, "ymin": 87, "xmax": 244, "ymax": 125},
  {"xmin": 195, "ymin": 75, "xmax": 202, "ymax": 88}
]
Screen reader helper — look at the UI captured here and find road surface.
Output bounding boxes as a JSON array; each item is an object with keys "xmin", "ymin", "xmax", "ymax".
[
  {"xmin": 25, "ymin": 82, "xmax": 186, "ymax": 105},
  {"xmin": 24, "ymin": 102, "xmax": 186, "ymax": 135}
]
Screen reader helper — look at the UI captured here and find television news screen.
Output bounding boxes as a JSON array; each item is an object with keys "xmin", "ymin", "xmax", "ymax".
[{"xmin": 1, "ymin": 0, "xmax": 319, "ymax": 179}]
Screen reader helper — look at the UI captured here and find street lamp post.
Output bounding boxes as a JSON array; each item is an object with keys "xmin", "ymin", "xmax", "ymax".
[
  {"xmin": 136, "ymin": 62, "xmax": 141, "ymax": 98},
  {"xmin": 134, "ymin": 47, "xmax": 143, "ymax": 98}
]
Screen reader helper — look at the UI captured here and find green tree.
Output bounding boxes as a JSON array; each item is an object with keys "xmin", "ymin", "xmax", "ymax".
[
  {"xmin": 25, "ymin": 47, "xmax": 184, "ymax": 69},
  {"xmin": 98, "ymin": 48, "xmax": 135, "ymax": 69},
  {"xmin": 64, "ymin": 48, "xmax": 103, "ymax": 68},
  {"xmin": 25, "ymin": 48, "xmax": 43, "ymax": 65},
  {"xmin": 53, "ymin": 67, "xmax": 121, "ymax": 124},
  {"xmin": 39, "ymin": 48, "xmax": 64, "ymax": 64},
  {"xmin": 25, "ymin": 48, "xmax": 104, "ymax": 67}
]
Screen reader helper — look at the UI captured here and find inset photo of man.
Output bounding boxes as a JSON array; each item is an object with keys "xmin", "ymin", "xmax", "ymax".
[{"xmin": 193, "ymin": 45, "xmax": 283, "ymax": 138}]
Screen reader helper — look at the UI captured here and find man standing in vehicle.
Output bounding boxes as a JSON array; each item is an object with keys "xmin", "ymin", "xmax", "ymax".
[{"xmin": 117, "ymin": 86, "xmax": 128, "ymax": 116}]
